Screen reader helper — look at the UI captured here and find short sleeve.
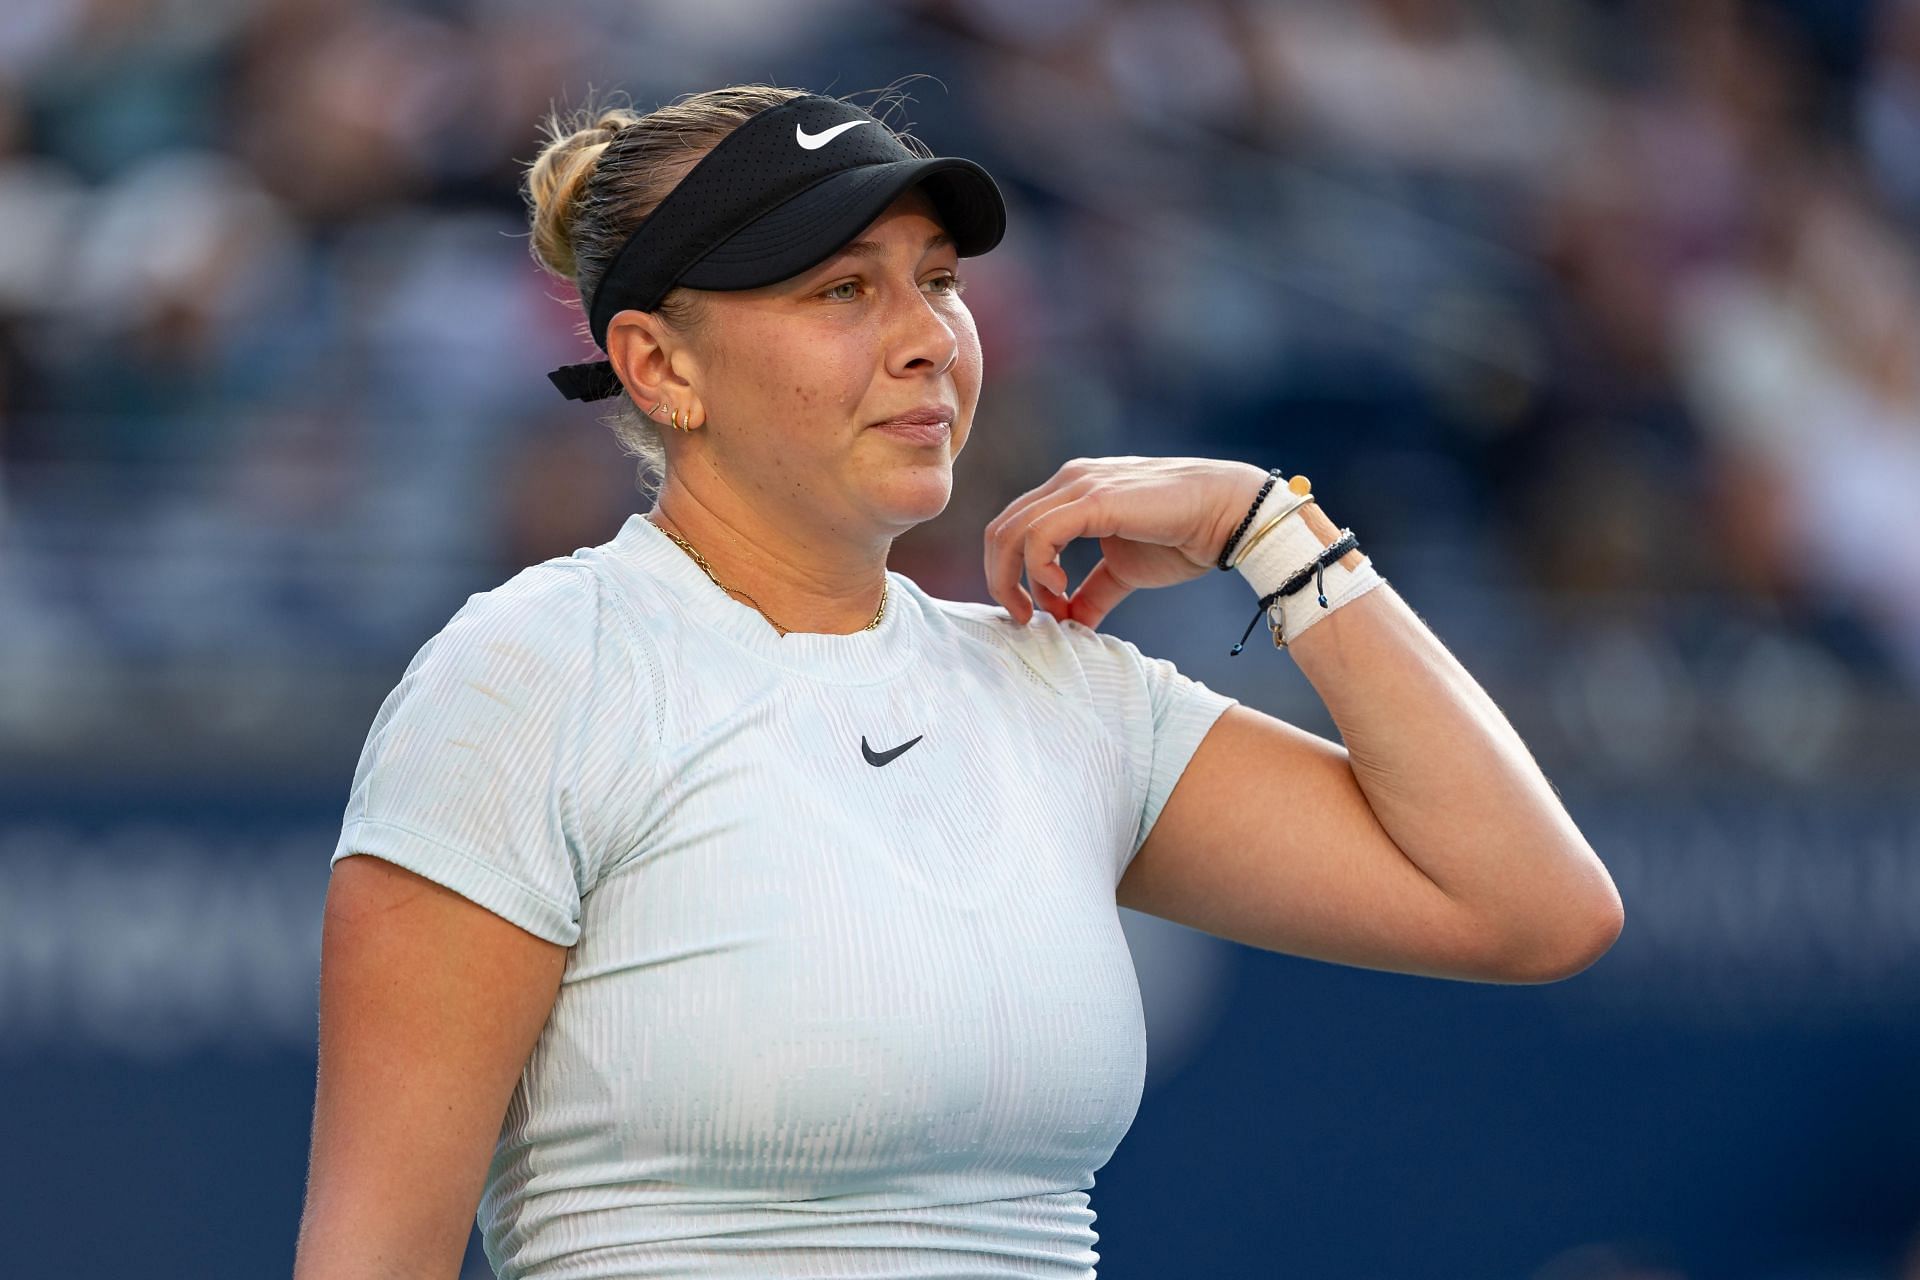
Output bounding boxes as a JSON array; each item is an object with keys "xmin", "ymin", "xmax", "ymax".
[
  {"xmin": 1054, "ymin": 621, "xmax": 1240, "ymax": 882},
  {"xmin": 1126, "ymin": 643, "xmax": 1239, "ymax": 864},
  {"xmin": 330, "ymin": 564, "xmax": 660, "ymax": 945}
]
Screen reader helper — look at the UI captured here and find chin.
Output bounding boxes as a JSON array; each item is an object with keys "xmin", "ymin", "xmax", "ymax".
[{"xmin": 867, "ymin": 466, "xmax": 954, "ymax": 527}]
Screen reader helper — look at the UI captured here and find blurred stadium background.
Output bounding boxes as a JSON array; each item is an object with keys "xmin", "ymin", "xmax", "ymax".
[{"xmin": 3, "ymin": 0, "xmax": 1919, "ymax": 1275}]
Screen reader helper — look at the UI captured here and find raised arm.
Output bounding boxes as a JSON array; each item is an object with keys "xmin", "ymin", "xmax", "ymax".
[
  {"xmin": 1117, "ymin": 497, "xmax": 1622, "ymax": 984},
  {"xmin": 293, "ymin": 855, "xmax": 567, "ymax": 1279},
  {"xmin": 984, "ymin": 456, "xmax": 1623, "ymax": 985}
]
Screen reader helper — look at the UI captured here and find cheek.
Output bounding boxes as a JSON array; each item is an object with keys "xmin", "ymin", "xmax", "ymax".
[
  {"xmin": 953, "ymin": 311, "xmax": 984, "ymax": 394},
  {"xmin": 722, "ymin": 334, "xmax": 865, "ymax": 419},
  {"xmin": 776, "ymin": 328, "xmax": 869, "ymax": 401}
]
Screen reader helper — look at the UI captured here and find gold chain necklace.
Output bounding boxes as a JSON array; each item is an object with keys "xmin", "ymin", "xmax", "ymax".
[{"xmin": 647, "ymin": 514, "xmax": 886, "ymax": 637}]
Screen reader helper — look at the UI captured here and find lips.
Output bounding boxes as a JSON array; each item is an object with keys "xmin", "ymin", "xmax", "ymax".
[
  {"xmin": 871, "ymin": 418, "xmax": 951, "ymax": 445},
  {"xmin": 870, "ymin": 404, "xmax": 956, "ymax": 429}
]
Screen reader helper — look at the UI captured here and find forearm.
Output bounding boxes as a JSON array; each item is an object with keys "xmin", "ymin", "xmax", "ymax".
[{"xmin": 1281, "ymin": 502, "xmax": 1623, "ymax": 963}]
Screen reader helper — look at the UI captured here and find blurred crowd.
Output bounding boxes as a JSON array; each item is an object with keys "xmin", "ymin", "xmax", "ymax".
[
  {"xmin": 6, "ymin": 5, "xmax": 1920, "ymax": 1276},
  {"xmin": 2, "ymin": 0, "xmax": 1919, "ymax": 777}
]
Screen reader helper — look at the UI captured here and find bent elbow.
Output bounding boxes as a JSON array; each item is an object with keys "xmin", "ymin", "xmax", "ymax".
[{"xmin": 1510, "ymin": 895, "xmax": 1625, "ymax": 985}]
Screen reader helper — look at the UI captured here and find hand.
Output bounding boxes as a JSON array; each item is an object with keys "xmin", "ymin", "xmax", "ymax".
[{"xmin": 984, "ymin": 457, "xmax": 1268, "ymax": 630}]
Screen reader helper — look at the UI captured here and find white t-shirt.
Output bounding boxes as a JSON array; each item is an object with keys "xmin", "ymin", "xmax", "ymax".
[{"xmin": 332, "ymin": 512, "xmax": 1239, "ymax": 1279}]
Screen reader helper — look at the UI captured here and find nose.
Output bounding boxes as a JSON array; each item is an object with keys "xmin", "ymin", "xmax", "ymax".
[{"xmin": 886, "ymin": 279, "xmax": 959, "ymax": 379}]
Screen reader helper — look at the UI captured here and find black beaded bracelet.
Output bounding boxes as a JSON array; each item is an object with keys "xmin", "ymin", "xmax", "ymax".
[
  {"xmin": 1230, "ymin": 528, "xmax": 1360, "ymax": 656},
  {"xmin": 1215, "ymin": 468, "xmax": 1283, "ymax": 571}
]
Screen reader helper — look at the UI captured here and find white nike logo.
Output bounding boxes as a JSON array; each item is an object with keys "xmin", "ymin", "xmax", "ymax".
[{"xmin": 796, "ymin": 119, "xmax": 871, "ymax": 150}]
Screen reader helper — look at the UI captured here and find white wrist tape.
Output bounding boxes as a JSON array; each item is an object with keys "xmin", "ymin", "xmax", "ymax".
[{"xmin": 1231, "ymin": 492, "xmax": 1386, "ymax": 648}]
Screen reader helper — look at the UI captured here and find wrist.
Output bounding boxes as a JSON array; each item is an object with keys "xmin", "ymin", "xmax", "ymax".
[
  {"xmin": 1293, "ymin": 502, "xmax": 1367, "ymax": 572},
  {"xmin": 1223, "ymin": 473, "xmax": 1349, "ymax": 571},
  {"xmin": 1209, "ymin": 463, "xmax": 1279, "ymax": 566},
  {"xmin": 1231, "ymin": 496, "xmax": 1384, "ymax": 652}
]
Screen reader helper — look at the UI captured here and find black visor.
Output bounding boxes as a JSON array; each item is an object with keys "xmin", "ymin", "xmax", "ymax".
[{"xmin": 548, "ymin": 93, "xmax": 1007, "ymax": 402}]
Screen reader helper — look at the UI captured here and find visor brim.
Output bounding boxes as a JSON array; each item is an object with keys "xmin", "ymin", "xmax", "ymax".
[{"xmin": 677, "ymin": 156, "xmax": 1006, "ymax": 292}]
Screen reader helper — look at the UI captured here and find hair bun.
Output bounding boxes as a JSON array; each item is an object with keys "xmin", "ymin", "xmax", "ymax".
[{"xmin": 524, "ymin": 105, "xmax": 642, "ymax": 282}]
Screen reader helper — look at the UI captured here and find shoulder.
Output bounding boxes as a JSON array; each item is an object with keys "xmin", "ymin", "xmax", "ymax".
[
  {"xmin": 428, "ymin": 560, "xmax": 604, "ymax": 668},
  {"xmin": 404, "ymin": 557, "xmax": 661, "ymax": 729},
  {"xmin": 915, "ymin": 588, "xmax": 1157, "ymax": 704}
]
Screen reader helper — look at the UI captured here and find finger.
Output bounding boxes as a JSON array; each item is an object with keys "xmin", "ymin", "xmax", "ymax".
[
  {"xmin": 1065, "ymin": 557, "xmax": 1135, "ymax": 630},
  {"xmin": 998, "ymin": 575, "xmax": 1034, "ymax": 624},
  {"xmin": 985, "ymin": 479, "xmax": 1088, "ymax": 620},
  {"xmin": 1026, "ymin": 557, "xmax": 1076, "ymax": 623},
  {"xmin": 1031, "ymin": 573, "xmax": 1070, "ymax": 623},
  {"xmin": 984, "ymin": 491, "xmax": 1056, "ymax": 622},
  {"xmin": 985, "ymin": 479, "xmax": 1077, "ymax": 595},
  {"xmin": 1022, "ymin": 496, "xmax": 1116, "ymax": 610}
]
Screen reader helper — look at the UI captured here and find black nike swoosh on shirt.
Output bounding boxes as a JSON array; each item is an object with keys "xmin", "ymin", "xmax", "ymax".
[{"xmin": 861, "ymin": 734, "xmax": 924, "ymax": 767}]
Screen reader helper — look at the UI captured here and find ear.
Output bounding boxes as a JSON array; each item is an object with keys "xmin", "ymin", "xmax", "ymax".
[{"xmin": 606, "ymin": 309, "xmax": 703, "ymax": 423}]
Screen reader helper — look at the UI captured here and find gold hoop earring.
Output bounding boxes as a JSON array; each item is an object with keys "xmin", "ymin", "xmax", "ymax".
[{"xmin": 650, "ymin": 401, "xmax": 696, "ymax": 432}]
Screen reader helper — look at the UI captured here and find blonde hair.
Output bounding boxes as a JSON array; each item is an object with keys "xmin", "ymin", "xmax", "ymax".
[{"xmin": 522, "ymin": 81, "xmax": 936, "ymax": 495}]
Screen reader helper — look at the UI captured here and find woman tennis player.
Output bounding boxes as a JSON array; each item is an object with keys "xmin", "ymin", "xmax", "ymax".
[{"xmin": 294, "ymin": 85, "xmax": 1622, "ymax": 1279}]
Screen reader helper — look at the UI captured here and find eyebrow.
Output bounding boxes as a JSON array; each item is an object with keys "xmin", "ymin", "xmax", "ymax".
[{"xmin": 826, "ymin": 231, "xmax": 955, "ymax": 263}]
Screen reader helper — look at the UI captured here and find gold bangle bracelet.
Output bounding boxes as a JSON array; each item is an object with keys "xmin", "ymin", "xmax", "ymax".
[{"xmin": 1228, "ymin": 492, "xmax": 1314, "ymax": 569}]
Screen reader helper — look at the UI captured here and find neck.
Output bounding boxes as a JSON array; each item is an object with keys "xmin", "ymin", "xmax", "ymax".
[{"xmin": 647, "ymin": 483, "xmax": 891, "ymax": 637}]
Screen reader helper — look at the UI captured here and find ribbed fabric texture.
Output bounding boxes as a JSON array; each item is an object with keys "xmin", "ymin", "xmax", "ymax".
[{"xmin": 332, "ymin": 513, "xmax": 1239, "ymax": 1279}]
